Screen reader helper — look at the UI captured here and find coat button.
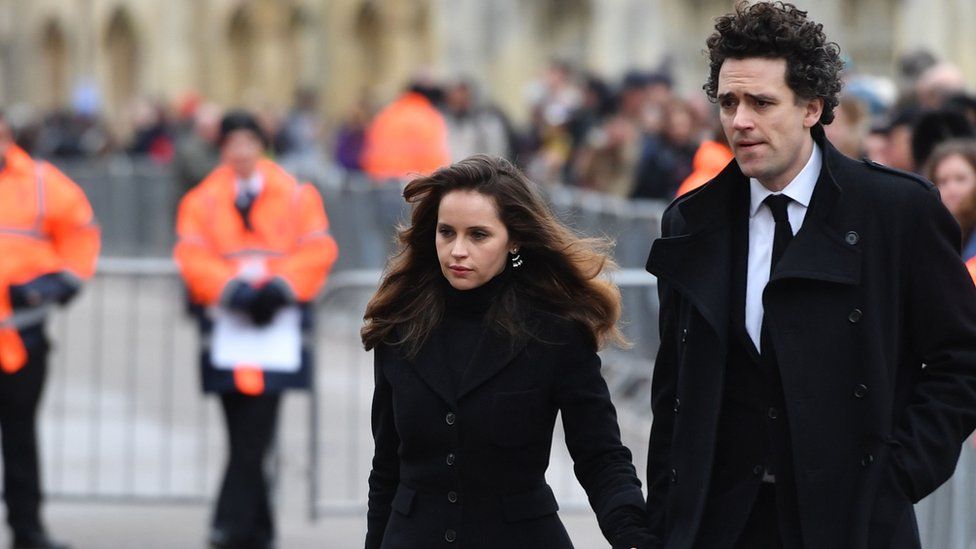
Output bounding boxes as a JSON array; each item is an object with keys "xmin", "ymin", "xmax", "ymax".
[
  {"xmin": 860, "ymin": 453, "xmax": 874, "ymax": 467},
  {"xmin": 446, "ymin": 412, "xmax": 456, "ymax": 426},
  {"xmin": 681, "ymin": 328, "xmax": 688, "ymax": 343},
  {"xmin": 445, "ymin": 529, "xmax": 457, "ymax": 542},
  {"xmin": 447, "ymin": 491, "xmax": 458, "ymax": 504},
  {"xmin": 848, "ymin": 309, "xmax": 863, "ymax": 323},
  {"xmin": 845, "ymin": 231, "xmax": 860, "ymax": 245},
  {"xmin": 853, "ymin": 384, "xmax": 868, "ymax": 398},
  {"xmin": 670, "ymin": 468, "xmax": 678, "ymax": 483},
  {"xmin": 767, "ymin": 407, "xmax": 779, "ymax": 420},
  {"xmin": 673, "ymin": 398, "xmax": 681, "ymax": 414},
  {"xmin": 446, "ymin": 453, "xmax": 456, "ymax": 466}
]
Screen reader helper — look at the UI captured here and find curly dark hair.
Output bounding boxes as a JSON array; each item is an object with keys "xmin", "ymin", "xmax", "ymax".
[{"xmin": 704, "ymin": 1, "xmax": 844, "ymax": 125}]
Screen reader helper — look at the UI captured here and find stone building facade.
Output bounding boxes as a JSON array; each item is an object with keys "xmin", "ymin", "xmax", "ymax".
[{"xmin": 0, "ymin": 0, "xmax": 972, "ymax": 131}]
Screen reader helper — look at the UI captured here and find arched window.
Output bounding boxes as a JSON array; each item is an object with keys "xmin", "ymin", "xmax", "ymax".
[
  {"xmin": 40, "ymin": 20, "xmax": 68, "ymax": 109},
  {"xmin": 105, "ymin": 9, "xmax": 139, "ymax": 115},
  {"xmin": 228, "ymin": 6, "xmax": 256, "ymax": 103}
]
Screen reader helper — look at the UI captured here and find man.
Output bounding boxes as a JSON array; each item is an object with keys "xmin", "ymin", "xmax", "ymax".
[
  {"xmin": 0, "ymin": 113, "xmax": 99, "ymax": 549},
  {"xmin": 644, "ymin": 3, "xmax": 976, "ymax": 548},
  {"xmin": 174, "ymin": 109, "xmax": 338, "ymax": 549}
]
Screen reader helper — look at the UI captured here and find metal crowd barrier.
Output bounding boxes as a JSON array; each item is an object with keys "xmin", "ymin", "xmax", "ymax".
[
  {"xmin": 50, "ymin": 156, "xmax": 667, "ymax": 271},
  {"xmin": 36, "ymin": 258, "xmax": 976, "ymax": 548}
]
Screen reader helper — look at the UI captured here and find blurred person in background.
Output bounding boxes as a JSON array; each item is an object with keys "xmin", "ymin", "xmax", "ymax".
[
  {"xmin": 127, "ymin": 98, "xmax": 175, "ymax": 164},
  {"xmin": 572, "ymin": 73, "xmax": 647, "ymax": 197},
  {"xmin": 674, "ymin": 109, "xmax": 733, "ymax": 198},
  {"xmin": 0, "ymin": 112, "xmax": 99, "ymax": 549},
  {"xmin": 824, "ymin": 95, "xmax": 870, "ymax": 159},
  {"xmin": 910, "ymin": 109, "xmax": 975, "ymax": 171},
  {"xmin": 631, "ymin": 98, "xmax": 701, "ymax": 199},
  {"xmin": 362, "ymin": 155, "xmax": 653, "ymax": 549},
  {"xmin": 443, "ymin": 78, "xmax": 512, "ymax": 162},
  {"xmin": 915, "ymin": 62, "xmax": 968, "ymax": 110},
  {"xmin": 925, "ymin": 139, "xmax": 976, "ymax": 261},
  {"xmin": 275, "ymin": 88, "xmax": 323, "ymax": 159},
  {"xmin": 334, "ymin": 95, "xmax": 373, "ymax": 175},
  {"xmin": 173, "ymin": 101, "xmax": 221, "ymax": 198},
  {"xmin": 878, "ymin": 106, "xmax": 920, "ymax": 172},
  {"xmin": 361, "ymin": 81, "xmax": 450, "ymax": 181},
  {"xmin": 174, "ymin": 109, "xmax": 338, "ymax": 549},
  {"xmin": 523, "ymin": 60, "xmax": 583, "ymax": 184}
]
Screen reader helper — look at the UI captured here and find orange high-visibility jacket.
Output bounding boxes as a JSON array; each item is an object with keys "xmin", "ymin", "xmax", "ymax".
[
  {"xmin": 0, "ymin": 144, "xmax": 99, "ymax": 372},
  {"xmin": 174, "ymin": 158, "xmax": 338, "ymax": 307},
  {"xmin": 0, "ymin": 145, "xmax": 99, "ymax": 285},
  {"xmin": 968, "ymin": 257, "xmax": 976, "ymax": 286},
  {"xmin": 675, "ymin": 140, "xmax": 734, "ymax": 198},
  {"xmin": 361, "ymin": 92, "xmax": 450, "ymax": 180}
]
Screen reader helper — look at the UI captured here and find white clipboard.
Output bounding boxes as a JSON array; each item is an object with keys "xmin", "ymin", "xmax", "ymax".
[{"xmin": 210, "ymin": 305, "xmax": 302, "ymax": 373}]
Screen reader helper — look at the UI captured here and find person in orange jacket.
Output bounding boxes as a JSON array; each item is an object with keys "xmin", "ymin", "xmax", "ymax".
[
  {"xmin": 360, "ymin": 83, "xmax": 451, "ymax": 180},
  {"xmin": 674, "ymin": 132, "xmax": 734, "ymax": 198},
  {"xmin": 0, "ymin": 113, "xmax": 99, "ymax": 549},
  {"xmin": 174, "ymin": 110, "xmax": 338, "ymax": 549}
]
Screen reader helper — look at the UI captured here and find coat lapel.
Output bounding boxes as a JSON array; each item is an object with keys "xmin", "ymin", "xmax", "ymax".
[
  {"xmin": 456, "ymin": 328, "xmax": 528, "ymax": 400},
  {"xmin": 646, "ymin": 162, "xmax": 744, "ymax": 346},
  {"xmin": 769, "ymin": 127, "xmax": 861, "ymax": 287},
  {"xmin": 409, "ymin": 337, "xmax": 458, "ymax": 407}
]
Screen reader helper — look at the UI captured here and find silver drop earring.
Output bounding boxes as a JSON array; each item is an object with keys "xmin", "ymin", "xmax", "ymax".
[{"xmin": 510, "ymin": 249, "xmax": 523, "ymax": 269}]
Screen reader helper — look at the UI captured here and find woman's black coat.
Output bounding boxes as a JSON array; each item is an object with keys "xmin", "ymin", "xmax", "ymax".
[{"xmin": 366, "ymin": 312, "xmax": 648, "ymax": 549}]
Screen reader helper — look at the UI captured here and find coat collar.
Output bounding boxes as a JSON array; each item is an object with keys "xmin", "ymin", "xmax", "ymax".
[
  {"xmin": 408, "ymin": 316, "xmax": 529, "ymax": 407},
  {"xmin": 645, "ymin": 125, "xmax": 861, "ymax": 340}
]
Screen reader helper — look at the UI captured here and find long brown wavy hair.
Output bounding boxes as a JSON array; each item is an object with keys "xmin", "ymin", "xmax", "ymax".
[
  {"xmin": 925, "ymin": 139, "xmax": 976, "ymax": 239},
  {"xmin": 361, "ymin": 154, "xmax": 626, "ymax": 358}
]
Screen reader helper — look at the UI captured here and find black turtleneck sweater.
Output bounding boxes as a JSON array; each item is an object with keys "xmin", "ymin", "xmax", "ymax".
[{"xmin": 437, "ymin": 271, "xmax": 509, "ymax": 392}]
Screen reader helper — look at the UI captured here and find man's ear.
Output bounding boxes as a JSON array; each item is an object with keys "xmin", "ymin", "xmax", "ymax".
[{"xmin": 803, "ymin": 97, "xmax": 824, "ymax": 128}]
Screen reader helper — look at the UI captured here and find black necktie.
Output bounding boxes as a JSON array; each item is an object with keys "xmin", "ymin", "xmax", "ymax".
[
  {"xmin": 764, "ymin": 194, "xmax": 793, "ymax": 275},
  {"xmin": 236, "ymin": 189, "xmax": 257, "ymax": 231}
]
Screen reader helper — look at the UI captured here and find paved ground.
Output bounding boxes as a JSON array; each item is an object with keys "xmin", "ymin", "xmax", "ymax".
[{"xmin": 0, "ymin": 502, "xmax": 619, "ymax": 549}]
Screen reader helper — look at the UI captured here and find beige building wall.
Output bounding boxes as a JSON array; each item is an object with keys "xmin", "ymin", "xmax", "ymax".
[{"xmin": 0, "ymin": 0, "xmax": 973, "ymax": 133}]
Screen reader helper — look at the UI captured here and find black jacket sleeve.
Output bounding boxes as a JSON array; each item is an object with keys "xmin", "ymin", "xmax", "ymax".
[
  {"xmin": 555, "ymin": 329, "xmax": 654, "ymax": 548},
  {"xmin": 893, "ymin": 187, "xmax": 976, "ymax": 502},
  {"xmin": 365, "ymin": 346, "xmax": 401, "ymax": 549}
]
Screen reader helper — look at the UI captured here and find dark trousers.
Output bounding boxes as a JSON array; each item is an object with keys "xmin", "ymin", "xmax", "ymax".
[
  {"xmin": 0, "ymin": 341, "xmax": 47, "ymax": 534},
  {"xmin": 733, "ymin": 483, "xmax": 803, "ymax": 549},
  {"xmin": 212, "ymin": 392, "xmax": 281, "ymax": 546}
]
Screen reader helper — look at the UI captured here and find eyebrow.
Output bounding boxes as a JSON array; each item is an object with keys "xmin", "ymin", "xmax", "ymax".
[
  {"xmin": 718, "ymin": 92, "xmax": 778, "ymax": 103},
  {"xmin": 437, "ymin": 222, "xmax": 492, "ymax": 231}
]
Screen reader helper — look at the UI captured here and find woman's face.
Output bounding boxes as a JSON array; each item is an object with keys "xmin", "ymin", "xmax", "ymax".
[
  {"xmin": 436, "ymin": 190, "xmax": 513, "ymax": 291},
  {"xmin": 934, "ymin": 153, "xmax": 976, "ymax": 219}
]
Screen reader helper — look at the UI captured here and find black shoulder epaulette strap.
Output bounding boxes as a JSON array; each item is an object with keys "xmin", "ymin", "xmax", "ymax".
[{"xmin": 860, "ymin": 157, "xmax": 934, "ymax": 190}]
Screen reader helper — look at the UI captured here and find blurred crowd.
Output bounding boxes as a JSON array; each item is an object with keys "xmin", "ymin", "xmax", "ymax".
[{"xmin": 5, "ymin": 49, "xmax": 976, "ymax": 257}]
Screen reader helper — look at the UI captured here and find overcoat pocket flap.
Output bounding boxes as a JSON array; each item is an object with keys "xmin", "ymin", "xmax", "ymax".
[{"xmin": 391, "ymin": 484, "xmax": 417, "ymax": 516}]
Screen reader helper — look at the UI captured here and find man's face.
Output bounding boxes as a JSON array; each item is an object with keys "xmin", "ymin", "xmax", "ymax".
[
  {"xmin": 717, "ymin": 57, "xmax": 823, "ymax": 190},
  {"xmin": 220, "ymin": 129, "xmax": 263, "ymax": 178}
]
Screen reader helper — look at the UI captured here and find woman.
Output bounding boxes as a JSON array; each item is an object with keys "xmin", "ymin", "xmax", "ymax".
[
  {"xmin": 174, "ymin": 110, "xmax": 338, "ymax": 549},
  {"xmin": 925, "ymin": 139, "xmax": 976, "ymax": 260},
  {"xmin": 362, "ymin": 155, "xmax": 652, "ymax": 549}
]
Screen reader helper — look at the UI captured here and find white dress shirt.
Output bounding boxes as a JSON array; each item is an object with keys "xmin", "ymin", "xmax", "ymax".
[
  {"xmin": 745, "ymin": 144, "xmax": 822, "ymax": 349},
  {"xmin": 235, "ymin": 172, "xmax": 264, "ymax": 199}
]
